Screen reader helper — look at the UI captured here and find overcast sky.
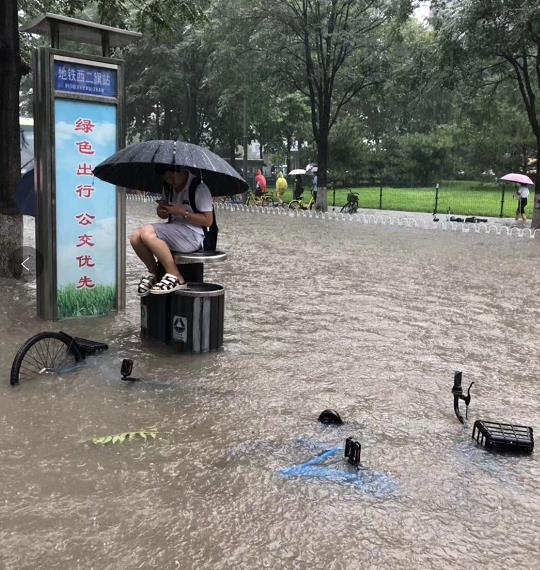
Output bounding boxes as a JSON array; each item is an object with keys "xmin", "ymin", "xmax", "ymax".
[{"xmin": 414, "ymin": 1, "xmax": 431, "ymax": 22}]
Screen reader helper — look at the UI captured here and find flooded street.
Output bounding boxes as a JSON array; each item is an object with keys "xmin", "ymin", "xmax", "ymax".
[{"xmin": 1, "ymin": 200, "xmax": 540, "ymax": 569}]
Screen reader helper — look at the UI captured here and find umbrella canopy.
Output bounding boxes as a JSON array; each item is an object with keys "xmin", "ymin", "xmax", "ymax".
[
  {"xmin": 288, "ymin": 169, "xmax": 306, "ymax": 176},
  {"xmin": 500, "ymin": 173, "xmax": 534, "ymax": 185},
  {"xmin": 93, "ymin": 140, "xmax": 249, "ymax": 197},
  {"xmin": 305, "ymin": 163, "xmax": 318, "ymax": 175},
  {"xmin": 14, "ymin": 169, "xmax": 36, "ymax": 216}
]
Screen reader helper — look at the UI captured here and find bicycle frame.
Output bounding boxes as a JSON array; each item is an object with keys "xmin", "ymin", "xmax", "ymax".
[
  {"xmin": 246, "ymin": 191, "xmax": 273, "ymax": 206},
  {"xmin": 289, "ymin": 192, "xmax": 315, "ymax": 210}
]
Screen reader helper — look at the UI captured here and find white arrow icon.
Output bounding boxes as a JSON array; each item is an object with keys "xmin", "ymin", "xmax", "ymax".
[{"xmin": 21, "ymin": 256, "xmax": 30, "ymax": 272}]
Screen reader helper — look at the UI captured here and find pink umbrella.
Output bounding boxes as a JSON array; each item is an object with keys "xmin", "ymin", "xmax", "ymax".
[{"xmin": 500, "ymin": 173, "xmax": 534, "ymax": 185}]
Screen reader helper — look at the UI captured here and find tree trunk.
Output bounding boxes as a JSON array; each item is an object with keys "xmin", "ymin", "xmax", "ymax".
[
  {"xmin": 228, "ymin": 135, "xmax": 237, "ymax": 170},
  {"xmin": 315, "ymin": 128, "xmax": 329, "ymax": 212},
  {"xmin": 186, "ymin": 79, "xmax": 199, "ymax": 144},
  {"xmin": 155, "ymin": 103, "xmax": 162, "ymax": 139},
  {"xmin": 162, "ymin": 106, "xmax": 172, "ymax": 140},
  {"xmin": 286, "ymin": 135, "xmax": 292, "ymax": 173},
  {"xmin": 532, "ymin": 143, "xmax": 540, "ymax": 229},
  {"xmin": 0, "ymin": 0, "xmax": 23, "ymax": 276}
]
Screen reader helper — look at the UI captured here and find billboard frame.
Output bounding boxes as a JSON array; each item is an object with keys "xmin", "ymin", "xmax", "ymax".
[{"xmin": 34, "ymin": 47, "xmax": 125, "ymax": 320}]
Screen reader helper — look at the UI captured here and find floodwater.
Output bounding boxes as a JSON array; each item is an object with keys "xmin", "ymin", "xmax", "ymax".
[{"xmin": 1, "ymin": 201, "xmax": 539, "ymax": 569}]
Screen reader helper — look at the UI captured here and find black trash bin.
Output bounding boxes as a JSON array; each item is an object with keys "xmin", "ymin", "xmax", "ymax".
[
  {"xmin": 171, "ymin": 283, "xmax": 224, "ymax": 353},
  {"xmin": 141, "ymin": 294, "xmax": 171, "ymax": 343}
]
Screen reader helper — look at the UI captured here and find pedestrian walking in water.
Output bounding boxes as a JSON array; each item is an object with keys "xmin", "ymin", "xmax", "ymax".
[
  {"xmin": 515, "ymin": 183, "xmax": 530, "ymax": 223},
  {"xmin": 276, "ymin": 171, "xmax": 288, "ymax": 204},
  {"xmin": 255, "ymin": 168, "xmax": 267, "ymax": 196},
  {"xmin": 293, "ymin": 174, "xmax": 304, "ymax": 200}
]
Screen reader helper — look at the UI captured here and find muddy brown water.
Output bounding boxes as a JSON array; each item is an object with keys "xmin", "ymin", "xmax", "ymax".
[{"xmin": 1, "ymin": 202, "xmax": 539, "ymax": 569}]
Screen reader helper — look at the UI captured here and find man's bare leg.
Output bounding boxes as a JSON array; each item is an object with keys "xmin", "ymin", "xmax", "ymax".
[
  {"xmin": 130, "ymin": 226, "xmax": 159, "ymax": 274},
  {"xmin": 139, "ymin": 226, "xmax": 185, "ymax": 283}
]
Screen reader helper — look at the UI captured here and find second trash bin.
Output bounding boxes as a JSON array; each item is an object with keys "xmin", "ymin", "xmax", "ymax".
[{"xmin": 170, "ymin": 283, "xmax": 224, "ymax": 353}]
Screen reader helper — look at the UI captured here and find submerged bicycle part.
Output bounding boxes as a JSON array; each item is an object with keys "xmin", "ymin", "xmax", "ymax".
[
  {"xmin": 10, "ymin": 331, "xmax": 108, "ymax": 385},
  {"xmin": 472, "ymin": 420, "xmax": 534, "ymax": 454},
  {"xmin": 344, "ymin": 437, "xmax": 362, "ymax": 467},
  {"xmin": 120, "ymin": 358, "xmax": 139, "ymax": 381},
  {"xmin": 10, "ymin": 331, "xmax": 83, "ymax": 385},
  {"xmin": 452, "ymin": 371, "xmax": 474, "ymax": 424},
  {"xmin": 318, "ymin": 409, "xmax": 343, "ymax": 425}
]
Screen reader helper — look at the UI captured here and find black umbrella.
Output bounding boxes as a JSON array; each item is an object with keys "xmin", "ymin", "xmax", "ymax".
[
  {"xmin": 14, "ymin": 169, "xmax": 36, "ymax": 216},
  {"xmin": 93, "ymin": 140, "xmax": 248, "ymax": 197}
]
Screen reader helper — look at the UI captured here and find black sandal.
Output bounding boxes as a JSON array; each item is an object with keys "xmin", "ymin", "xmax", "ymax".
[
  {"xmin": 149, "ymin": 273, "xmax": 187, "ymax": 295},
  {"xmin": 137, "ymin": 273, "xmax": 157, "ymax": 297}
]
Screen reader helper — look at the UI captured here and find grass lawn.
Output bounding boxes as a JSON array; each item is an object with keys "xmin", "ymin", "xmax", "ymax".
[{"xmin": 274, "ymin": 180, "xmax": 535, "ymax": 218}]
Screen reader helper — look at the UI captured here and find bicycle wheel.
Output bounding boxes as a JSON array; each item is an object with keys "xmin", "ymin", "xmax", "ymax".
[
  {"xmin": 289, "ymin": 200, "xmax": 302, "ymax": 210},
  {"xmin": 261, "ymin": 195, "xmax": 274, "ymax": 207},
  {"xmin": 10, "ymin": 331, "xmax": 83, "ymax": 386}
]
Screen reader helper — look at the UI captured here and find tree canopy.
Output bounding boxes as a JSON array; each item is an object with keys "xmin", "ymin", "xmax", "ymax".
[{"xmin": 2, "ymin": 0, "xmax": 538, "ymax": 222}]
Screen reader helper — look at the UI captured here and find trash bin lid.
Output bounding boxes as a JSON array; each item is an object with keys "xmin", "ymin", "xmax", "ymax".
[{"xmin": 174, "ymin": 283, "xmax": 224, "ymax": 297}]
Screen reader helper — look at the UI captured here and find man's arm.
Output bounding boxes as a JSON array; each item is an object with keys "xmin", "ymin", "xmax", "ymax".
[{"xmin": 161, "ymin": 203, "xmax": 212, "ymax": 227}]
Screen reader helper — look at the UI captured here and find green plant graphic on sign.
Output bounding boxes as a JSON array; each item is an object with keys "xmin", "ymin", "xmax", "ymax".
[{"xmin": 57, "ymin": 284, "xmax": 116, "ymax": 319}]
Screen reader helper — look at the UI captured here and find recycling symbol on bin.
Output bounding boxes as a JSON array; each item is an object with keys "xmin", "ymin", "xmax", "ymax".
[{"xmin": 173, "ymin": 316, "xmax": 187, "ymax": 341}]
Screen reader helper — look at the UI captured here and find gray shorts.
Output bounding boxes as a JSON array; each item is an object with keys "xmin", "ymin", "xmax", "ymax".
[{"xmin": 153, "ymin": 222, "xmax": 203, "ymax": 253}]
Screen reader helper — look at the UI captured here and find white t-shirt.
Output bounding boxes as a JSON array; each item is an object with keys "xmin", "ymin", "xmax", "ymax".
[
  {"xmin": 517, "ymin": 185, "xmax": 530, "ymax": 199},
  {"xmin": 161, "ymin": 172, "xmax": 213, "ymax": 236}
]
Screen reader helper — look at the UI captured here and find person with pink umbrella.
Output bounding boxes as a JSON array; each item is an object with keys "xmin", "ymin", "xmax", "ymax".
[{"xmin": 500, "ymin": 173, "xmax": 534, "ymax": 223}]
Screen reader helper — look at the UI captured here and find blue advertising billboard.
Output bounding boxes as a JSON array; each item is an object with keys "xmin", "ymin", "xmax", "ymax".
[{"xmin": 54, "ymin": 98, "xmax": 117, "ymax": 318}]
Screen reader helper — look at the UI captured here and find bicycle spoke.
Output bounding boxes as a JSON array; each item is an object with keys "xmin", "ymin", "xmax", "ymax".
[
  {"xmin": 25, "ymin": 347, "xmax": 46, "ymax": 370},
  {"xmin": 17, "ymin": 338, "xmax": 77, "ymax": 381},
  {"xmin": 19, "ymin": 362, "xmax": 44, "ymax": 378},
  {"xmin": 49, "ymin": 338, "xmax": 67, "ymax": 365},
  {"xmin": 32, "ymin": 340, "xmax": 48, "ymax": 367},
  {"xmin": 34, "ymin": 340, "xmax": 52, "ymax": 370}
]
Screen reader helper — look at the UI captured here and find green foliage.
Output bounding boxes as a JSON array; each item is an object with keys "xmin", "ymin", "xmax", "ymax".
[
  {"xmin": 432, "ymin": 1, "xmax": 540, "ymax": 209},
  {"xmin": 92, "ymin": 431, "xmax": 158, "ymax": 445},
  {"xmin": 14, "ymin": 0, "xmax": 539, "ymax": 212}
]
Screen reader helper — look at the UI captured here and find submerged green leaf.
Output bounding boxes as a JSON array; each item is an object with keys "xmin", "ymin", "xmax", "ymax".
[{"xmin": 91, "ymin": 431, "xmax": 158, "ymax": 445}]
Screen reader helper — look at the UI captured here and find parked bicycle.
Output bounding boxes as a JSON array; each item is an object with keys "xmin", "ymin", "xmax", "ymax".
[
  {"xmin": 340, "ymin": 191, "xmax": 359, "ymax": 213},
  {"xmin": 245, "ymin": 191, "xmax": 274, "ymax": 207},
  {"xmin": 288, "ymin": 191, "xmax": 316, "ymax": 210},
  {"xmin": 219, "ymin": 193, "xmax": 245, "ymax": 205}
]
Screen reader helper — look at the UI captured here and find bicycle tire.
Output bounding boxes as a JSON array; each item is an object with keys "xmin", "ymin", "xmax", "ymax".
[
  {"xmin": 340, "ymin": 204, "xmax": 350, "ymax": 213},
  {"xmin": 10, "ymin": 331, "xmax": 83, "ymax": 386},
  {"xmin": 261, "ymin": 195, "xmax": 274, "ymax": 207},
  {"xmin": 288, "ymin": 200, "xmax": 302, "ymax": 210}
]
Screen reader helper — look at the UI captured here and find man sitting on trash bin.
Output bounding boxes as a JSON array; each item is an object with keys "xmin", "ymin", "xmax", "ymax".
[{"xmin": 130, "ymin": 165, "xmax": 213, "ymax": 296}]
